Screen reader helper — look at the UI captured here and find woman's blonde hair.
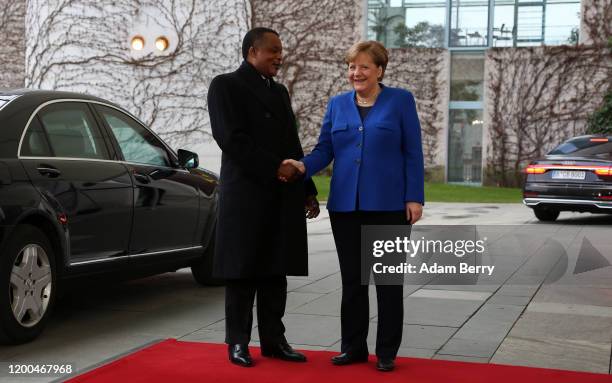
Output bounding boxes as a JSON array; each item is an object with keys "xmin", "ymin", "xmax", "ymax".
[{"xmin": 344, "ymin": 40, "xmax": 389, "ymax": 81}]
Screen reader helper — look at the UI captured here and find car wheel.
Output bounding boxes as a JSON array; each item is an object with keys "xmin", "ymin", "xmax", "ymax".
[
  {"xmin": 533, "ymin": 207, "xmax": 560, "ymax": 222},
  {"xmin": 191, "ymin": 234, "xmax": 223, "ymax": 286},
  {"xmin": 0, "ymin": 225, "xmax": 56, "ymax": 344}
]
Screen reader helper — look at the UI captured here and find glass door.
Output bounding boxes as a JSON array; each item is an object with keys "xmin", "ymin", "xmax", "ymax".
[{"xmin": 447, "ymin": 52, "xmax": 485, "ymax": 184}]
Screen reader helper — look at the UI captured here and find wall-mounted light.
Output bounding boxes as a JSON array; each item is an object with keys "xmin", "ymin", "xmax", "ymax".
[
  {"xmin": 155, "ymin": 36, "xmax": 169, "ymax": 51},
  {"xmin": 131, "ymin": 36, "xmax": 145, "ymax": 51}
]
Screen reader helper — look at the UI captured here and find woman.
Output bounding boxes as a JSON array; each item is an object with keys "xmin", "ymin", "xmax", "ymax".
[{"xmin": 285, "ymin": 41, "xmax": 424, "ymax": 372}]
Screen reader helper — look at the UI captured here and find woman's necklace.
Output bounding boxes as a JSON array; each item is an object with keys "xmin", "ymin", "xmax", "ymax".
[{"xmin": 356, "ymin": 87, "xmax": 381, "ymax": 106}]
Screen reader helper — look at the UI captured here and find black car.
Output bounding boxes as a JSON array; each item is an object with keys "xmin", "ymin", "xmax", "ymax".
[
  {"xmin": 0, "ymin": 89, "xmax": 218, "ymax": 344},
  {"xmin": 523, "ymin": 134, "xmax": 612, "ymax": 221}
]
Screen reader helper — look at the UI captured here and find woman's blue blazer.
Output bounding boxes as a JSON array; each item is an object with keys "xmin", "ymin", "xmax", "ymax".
[{"xmin": 302, "ymin": 85, "xmax": 425, "ymax": 212}]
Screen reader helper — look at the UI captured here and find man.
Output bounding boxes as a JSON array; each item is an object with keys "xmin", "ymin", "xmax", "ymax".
[{"xmin": 207, "ymin": 27, "xmax": 319, "ymax": 368}]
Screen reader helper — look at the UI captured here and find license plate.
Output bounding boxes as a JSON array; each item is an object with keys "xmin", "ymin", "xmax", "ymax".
[{"xmin": 551, "ymin": 170, "xmax": 586, "ymax": 180}]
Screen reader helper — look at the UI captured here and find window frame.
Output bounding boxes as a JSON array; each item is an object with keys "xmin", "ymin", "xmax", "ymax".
[
  {"xmin": 20, "ymin": 101, "xmax": 113, "ymax": 161},
  {"xmin": 366, "ymin": 0, "xmax": 581, "ymax": 49},
  {"xmin": 20, "ymin": 116, "xmax": 54, "ymax": 158},
  {"xmin": 92, "ymin": 104, "xmax": 179, "ymax": 169},
  {"xmin": 18, "ymin": 99, "xmax": 181, "ymax": 171}
]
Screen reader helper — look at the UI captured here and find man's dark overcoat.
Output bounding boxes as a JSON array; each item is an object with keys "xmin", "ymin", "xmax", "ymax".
[{"xmin": 207, "ymin": 61, "xmax": 317, "ymax": 279}]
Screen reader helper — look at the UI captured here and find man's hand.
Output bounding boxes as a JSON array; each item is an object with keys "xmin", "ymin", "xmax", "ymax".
[
  {"xmin": 278, "ymin": 159, "xmax": 306, "ymax": 182},
  {"xmin": 282, "ymin": 159, "xmax": 305, "ymax": 174},
  {"xmin": 277, "ymin": 162, "xmax": 300, "ymax": 182},
  {"xmin": 305, "ymin": 195, "xmax": 320, "ymax": 219},
  {"xmin": 405, "ymin": 202, "xmax": 423, "ymax": 224}
]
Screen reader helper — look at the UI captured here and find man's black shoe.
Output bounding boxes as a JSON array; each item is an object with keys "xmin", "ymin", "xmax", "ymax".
[
  {"xmin": 228, "ymin": 344, "xmax": 253, "ymax": 367},
  {"xmin": 261, "ymin": 342, "xmax": 307, "ymax": 362},
  {"xmin": 331, "ymin": 352, "xmax": 369, "ymax": 366},
  {"xmin": 376, "ymin": 358, "xmax": 395, "ymax": 372}
]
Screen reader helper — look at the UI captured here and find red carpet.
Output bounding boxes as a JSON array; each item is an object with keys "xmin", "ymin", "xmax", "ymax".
[{"xmin": 66, "ymin": 339, "xmax": 612, "ymax": 383}]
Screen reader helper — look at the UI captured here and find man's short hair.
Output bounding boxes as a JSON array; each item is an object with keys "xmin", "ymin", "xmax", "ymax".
[{"xmin": 242, "ymin": 27, "xmax": 279, "ymax": 60}]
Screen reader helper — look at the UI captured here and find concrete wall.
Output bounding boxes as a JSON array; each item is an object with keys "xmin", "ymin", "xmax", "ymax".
[
  {"xmin": 580, "ymin": 0, "xmax": 611, "ymax": 45},
  {"xmin": 24, "ymin": 0, "xmax": 250, "ymax": 172},
  {"xmin": 251, "ymin": 0, "xmax": 363, "ymax": 153},
  {"xmin": 0, "ymin": 0, "xmax": 25, "ymax": 88},
  {"xmin": 385, "ymin": 48, "xmax": 449, "ymax": 177}
]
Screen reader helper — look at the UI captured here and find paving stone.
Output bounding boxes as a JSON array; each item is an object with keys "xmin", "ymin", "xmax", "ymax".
[
  {"xmin": 179, "ymin": 330, "xmax": 226, "ymax": 343},
  {"xmin": 527, "ymin": 302, "xmax": 612, "ymax": 318},
  {"xmin": 290, "ymin": 287, "xmax": 379, "ymax": 317},
  {"xmin": 512, "ymin": 251, "xmax": 566, "ymax": 280},
  {"xmin": 409, "ymin": 289, "xmax": 491, "ymax": 301},
  {"xmin": 423, "ymin": 284, "xmax": 499, "ymax": 293},
  {"xmin": 398, "ymin": 297, "xmax": 484, "ymax": 327},
  {"xmin": 501, "ymin": 311, "xmax": 612, "ymax": 343},
  {"xmin": 366, "ymin": 323, "xmax": 456, "ymax": 351},
  {"xmin": 121, "ymin": 300, "xmax": 226, "ymax": 337},
  {"xmin": 495, "ymin": 284, "xmax": 539, "ymax": 297},
  {"xmin": 437, "ymin": 338, "xmax": 502, "ymax": 358},
  {"xmin": 433, "ymin": 354, "xmax": 489, "ymax": 363},
  {"xmin": 253, "ymin": 314, "xmax": 341, "ymax": 347},
  {"xmin": 323, "ymin": 341, "xmax": 437, "ymax": 359},
  {"xmin": 203, "ymin": 319, "xmax": 230, "ymax": 332},
  {"xmin": 287, "ymin": 278, "xmax": 317, "ymax": 291},
  {"xmin": 5, "ymin": 333, "xmax": 159, "ymax": 378},
  {"xmin": 397, "ymin": 348, "xmax": 437, "ymax": 358},
  {"xmin": 294, "ymin": 273, "xmax": 342, "ymax": 294},
  {"xmin": 290, "ymin": 290, "xmax": 341, "ymax": 316},
  {"xmin": 490, "ymin": 311, "xmax": 612, "ymax": 373},
  {"xmin": 533, "ymin": 285, "xmax": 612, "ymax": 307},
  {"xmin": 492, "ymin": 336, "xmax": 611, "ymax": 374},
  {"xmin": 486, "ymin": 294, "xmax": 532, "ymax": 306},
  {"xmin": 285, "ymin": 291, "xmax": 325, "ymax": 312},
  {"xmin": 450, "ymin": 304, "xmax": 523, "ymax": 343}
]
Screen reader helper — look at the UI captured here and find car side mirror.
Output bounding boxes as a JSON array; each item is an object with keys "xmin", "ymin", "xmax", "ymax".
[{"xmin": 178, "ymin": 149, "xmax": 199, "ymax": 169}]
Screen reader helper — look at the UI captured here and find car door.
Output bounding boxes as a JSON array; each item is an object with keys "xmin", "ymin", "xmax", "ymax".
[
  {"xmin": 92, "ymin": 104, "xmax": 200, "ymax": 256},
  {"xmin": 19, "ymin": 101, "xmax": 133, "ymax": 266}
]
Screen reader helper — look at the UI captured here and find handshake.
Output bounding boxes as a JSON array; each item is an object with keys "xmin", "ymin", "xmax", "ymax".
[{"xmin": 277, "ymin": 159, "xmax": 306, "ymax": 183}]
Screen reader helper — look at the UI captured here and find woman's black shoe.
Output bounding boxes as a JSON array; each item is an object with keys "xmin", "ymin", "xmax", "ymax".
[
  {"xmin": 376, "ymin": 358, "xmax": 395, "ymax": 372},
  {"xmin": 331, "ymin": 352, "xmax": 369, "ymax": 365}
]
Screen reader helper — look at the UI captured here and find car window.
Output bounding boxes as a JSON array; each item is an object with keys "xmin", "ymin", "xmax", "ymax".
[
  {"xmin": 96, "ymin": 105, "xmax": 171, "ymax": 167},
  {"xmin": 37, "ymin": 103, "xmax": 110, "ymax": 160},
  {"xmin": 21, "ymin": 117, "xmax": 53, "ymax": 157},
  {"xmin": 549, "ymin": 137, "xmax": 612, "ymax": 158}
]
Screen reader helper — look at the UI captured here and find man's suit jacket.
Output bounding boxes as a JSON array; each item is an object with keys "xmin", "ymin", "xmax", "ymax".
[
  {"xmin": 302, "ymin": 84, "xmax": 424, "ymax": 212},
  {"xmin": 207, "ymin": 61, "xmax": 316, "ymax": 279}
]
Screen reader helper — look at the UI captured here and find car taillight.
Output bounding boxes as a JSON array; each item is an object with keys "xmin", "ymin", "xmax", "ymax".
[
  {"xmin": 594, "ymin": 167, "xmax": 612, "ymax": 176},
  {"xmin": 525, "ymin": 165, "xmax": 546, "ymax": 174},
  {"xmin": 596, "ymin": 195, "xmax": 612, "ymax": 200},
  {"xmin": 523, "ymin": 191, "xmax": 539, "ymax": 197}
]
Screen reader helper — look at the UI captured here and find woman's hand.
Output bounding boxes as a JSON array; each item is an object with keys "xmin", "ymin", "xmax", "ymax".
[
  {"xmin": 405, "ymin": 202, "xmax": 423, "ymax": 224},
  {"xmin": 278, "ymin": 159, "xmax": 306, "ymax": 182},
  {"xmin": 282, "ymin": 159, "xmax": 305, "ymax": 174}
]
